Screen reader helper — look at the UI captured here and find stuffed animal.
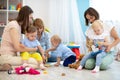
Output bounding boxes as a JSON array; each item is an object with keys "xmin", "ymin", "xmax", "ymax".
[
  {"xmin": 68, "ymin": 54, "xmax": 84, "ymax": 69},
  {"xmin": 8, "ymin": 66, "xmax": 40, "ymax": 75},
  {"xmin": 86, "ymin": 38, "xmax": 93, "ymax": 52}
]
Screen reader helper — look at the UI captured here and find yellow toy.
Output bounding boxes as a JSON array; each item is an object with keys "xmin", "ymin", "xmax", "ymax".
[{"xmin": 43, "ymin": 70, "xmax": 48, "ymax": 74}]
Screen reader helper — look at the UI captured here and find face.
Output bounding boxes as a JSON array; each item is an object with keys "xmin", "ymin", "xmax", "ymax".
[
  {"xmin": 93, "ymin": 26, "xmax": 103, "ymax": 35},
  {"xmin": 51, "ymin": 38, "xmax": 58, "ymax": 47},
  {"xmin": 37, "ymin": 27, "xmax": 44, "ymax": 35},
  {"xmin": 86, "ymin": 14, "xmax": 95, "ymax": 23},
  {"xmin": 27, "ymin": 31, "xmax": 37, "ymax": 41},
  {"xmin": 29, "ymin": 13, "xmax": 33, "ymax": 25}
]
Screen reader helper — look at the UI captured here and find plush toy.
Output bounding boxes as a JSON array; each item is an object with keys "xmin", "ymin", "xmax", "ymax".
[
  {"xmin": 68, "ymin": 54, "xmax": 84, "ymax": 69},
  {"xmin": 86, "ymin": 39, "xmax": 93, "ymax": 52},
  {"xmin": 8, "ymin": 66, "xmax": 40, "ymax": 75}
]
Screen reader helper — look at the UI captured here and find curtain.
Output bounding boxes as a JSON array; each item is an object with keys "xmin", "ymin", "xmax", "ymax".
[{"xmin": 48, "ymin": 0, "xmax": 86, "ymax": 54}]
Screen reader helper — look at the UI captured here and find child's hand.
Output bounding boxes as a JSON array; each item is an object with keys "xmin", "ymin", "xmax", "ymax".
[
  {"xmin": 45, "ymin": 50, "xmax": 49, "ymax": 53},
  {"xmin": 34, "ymin": 47, "xmax": 38, "ymax": 51},
  {"xmin": 54, "ymin": 63, "xmax": 60, "ymax": 67},
  {"xmin": 42, "ymin": 55, "xmax": 46, "ymax": 64},
  {"xmin": 98, "ymin": 42, "xmax": 104, "ymax": 46}
]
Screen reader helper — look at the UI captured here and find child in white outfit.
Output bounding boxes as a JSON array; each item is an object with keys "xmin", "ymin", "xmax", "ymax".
[{"xmin": 77, "ymin": 20, "xmax": 110, "ymax": 73}]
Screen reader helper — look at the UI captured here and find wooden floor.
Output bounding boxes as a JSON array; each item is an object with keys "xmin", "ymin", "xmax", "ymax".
[{"xmin": 0, "ymin": 61, "xmax": 120, "ymax": 80}]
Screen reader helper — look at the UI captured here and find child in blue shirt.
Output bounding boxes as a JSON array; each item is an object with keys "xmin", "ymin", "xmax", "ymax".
[
  {"xmin": 45, "ymin": 35, "xmax": 76, "ymax": 67},
  {"xmin": 21, "ymin": 26, "xmax": 46, "ymax": 70}
]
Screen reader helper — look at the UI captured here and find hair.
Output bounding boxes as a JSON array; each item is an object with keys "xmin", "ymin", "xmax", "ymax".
[
  {"xmin": 26, "ymin": 26, "xmax": 37, "ymax": 33},
  {"xmin": 51, "ymin": 35, "xmax": 61, "ymax": 44},
  {"xmin": 91, "ymin": 20, "xmax": 103, "ymax": 29},
  {"xmin": 33, "ymin": 18, "xmax": 45, "ymax": 30},
  {"xmin": 16, "ymin": 5, "xmax": 33, "ymax": 34},
  {"xmin": 84, "ymin": 7, "xmax": 99, "ymax": 26}
]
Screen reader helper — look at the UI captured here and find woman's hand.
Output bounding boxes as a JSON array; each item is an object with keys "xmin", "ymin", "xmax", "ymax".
[{"xmin": 106, "ymin": 45, "xmax": 112, "ymax": 52}]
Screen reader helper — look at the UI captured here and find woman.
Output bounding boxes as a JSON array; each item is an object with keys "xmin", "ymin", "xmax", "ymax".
[
  {"xmin": 33, "ymin": 18, "xmax": 57, "ymax": 62},
  {"xmin": 0, "ymin": 6, "xmax": 37, "ymax": 70},
  {"xmin": 82, "ymin": 7, "xmax": 120, "ymax": 70}
]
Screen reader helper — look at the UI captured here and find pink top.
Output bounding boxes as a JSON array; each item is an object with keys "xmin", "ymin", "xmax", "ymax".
[{"xmin": 0, "ymin": 21, "xmax": 21, "ymax": 56}]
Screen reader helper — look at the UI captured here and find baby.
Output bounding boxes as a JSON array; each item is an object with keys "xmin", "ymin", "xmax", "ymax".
[
  {"xmin": 45, "ymin": 35, "xmax": 76, "ymax": 67},
  {"xmin": 77, "ymin": 20, "xmax": 110, "ymax": 73},
  {"xmin": 20, "ymin": 26, "xmax": 46, "ymax": 70}
]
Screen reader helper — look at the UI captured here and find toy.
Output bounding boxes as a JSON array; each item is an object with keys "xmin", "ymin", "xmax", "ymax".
[
  {"xmin": 61, "ymin": 73, "xmax": 66, "ymax": 76},
  {"xmin": 16, "ymin": 3, "xmax": 22, "ymax": 11},
  {"xmin": 86, "ymin": 39, "xmax": 93, "ymax": 52},
  {"xmin": 91, "ymin": 45, "xmax": 99, "ymax": 52},
  {"xmin": 43, "ymin": 70, "xmax": 48, "ymax": 74},
  {"xmin": 44, "ymin": 64, "xmax": 51, "ymax": 67},
  {"xmin": 68, "ymin": 54, "xmax": 84, "ymax": 69},
  {"xmin": 8, "ymin": 66, "xmax": 40, "ymax": 75}
]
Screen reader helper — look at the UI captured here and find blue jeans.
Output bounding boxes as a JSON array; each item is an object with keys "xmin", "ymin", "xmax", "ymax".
[{"xmin": 80, "ymin": 51, "xmax": 107, "ymax": 66}]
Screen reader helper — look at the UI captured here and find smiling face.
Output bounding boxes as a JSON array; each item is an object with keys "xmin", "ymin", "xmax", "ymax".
[
  {"xmin": 37, "ymin": 27, "xmax": 44, "ymax": 35},
  {"xmin": 86, "ymin": 14, "xmax": 96, "ymax": 23},
  {"xmin": 51, "ymin": 38, "xmax": 59, "ymax": 47}
]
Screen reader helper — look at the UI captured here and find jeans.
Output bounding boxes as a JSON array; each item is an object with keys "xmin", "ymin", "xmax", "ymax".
[{"xmin": 80, "ymin": 51, "xmax": 107, "ymax": 66}]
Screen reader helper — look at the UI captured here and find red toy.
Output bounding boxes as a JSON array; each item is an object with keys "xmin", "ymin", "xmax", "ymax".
[{"xmin": 8, "ymin": 66, "xmax": 40, "ymax": 75}]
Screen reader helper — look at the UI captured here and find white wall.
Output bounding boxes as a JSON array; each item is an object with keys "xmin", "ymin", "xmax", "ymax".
[
  {"xmin": 23, "ymin": 0, "xmax": 49, "ymax": 26},
  {"xmin": 90, "ymin": 0, "xmax": 120, "ymax": 21}
]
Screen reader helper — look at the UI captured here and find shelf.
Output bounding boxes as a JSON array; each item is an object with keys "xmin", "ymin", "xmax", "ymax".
[
  {"xmin": 0, "ymin": 9, "xmax": 7, "ymax": 12},
  {"xmin": 8, "ymin": 10, "xmax": 19, "ymax": 12},
  {"xmin": 0, "ymin": 0, "xmax": 22, "ymax": 25}
]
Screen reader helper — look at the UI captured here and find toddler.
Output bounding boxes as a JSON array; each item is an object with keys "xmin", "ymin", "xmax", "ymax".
[
  {"xmin": 45, "ymin": 35, "xmax": 76, "ymax": 67},
  {"xmin": 20, "ymin": 26, "xmax": 46, "ymax": 70},
  {"xmin": 77, "ymin": 20, "xmax": 110, "ymax": 73}
]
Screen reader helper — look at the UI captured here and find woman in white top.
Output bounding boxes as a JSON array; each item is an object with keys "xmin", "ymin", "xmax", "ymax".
[
  {"xmin": 84, "ymin": 7, "xmax": 119, "ymax": 51},
  {"xmin": 79, "ymin": 7, "xmax": 120, "ymax": 70}
]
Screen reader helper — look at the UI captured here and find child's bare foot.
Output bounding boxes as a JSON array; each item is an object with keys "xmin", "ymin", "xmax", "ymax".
[{"xmin": 40, "ymin": 64, "xmax": 46, "ymax": 70}]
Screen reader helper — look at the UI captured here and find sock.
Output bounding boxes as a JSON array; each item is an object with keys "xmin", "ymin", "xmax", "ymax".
[
  {"xmin": 77, "ymin": 65, "xmax": 83, "ymax": 70},
  {"xmin": 92, "ymin": 66, "xmax": 100, "ymax": 73}
]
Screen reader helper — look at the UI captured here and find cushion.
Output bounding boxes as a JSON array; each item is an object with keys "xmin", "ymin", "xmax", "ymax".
[{"xmin": 85, "ymin": 51, "xmax": 114, "ymax": 70}]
